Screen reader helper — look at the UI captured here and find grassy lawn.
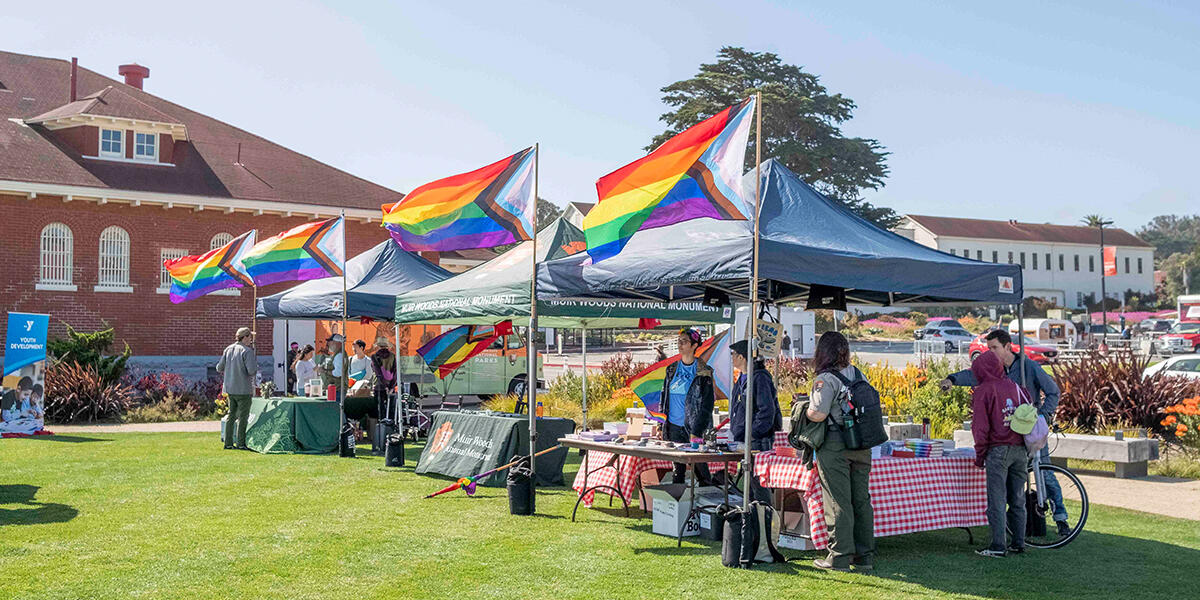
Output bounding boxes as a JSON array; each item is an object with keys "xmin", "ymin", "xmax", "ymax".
[{"xmin": 3, "ymin": 433, "xmax": 1199, "ymax": 599}]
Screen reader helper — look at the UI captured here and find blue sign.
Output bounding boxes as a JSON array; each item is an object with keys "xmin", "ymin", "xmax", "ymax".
[{"xmin": 4, "ymin": 312, "xmax": 50, "ymax": 377}]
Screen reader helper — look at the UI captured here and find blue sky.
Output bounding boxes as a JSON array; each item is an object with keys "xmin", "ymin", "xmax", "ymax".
[{"xmin": 5, "ymin": 0, "xmax": 1197, "ymax": 233}]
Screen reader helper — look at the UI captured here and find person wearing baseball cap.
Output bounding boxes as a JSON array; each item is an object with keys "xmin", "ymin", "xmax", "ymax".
[{"xmin": 217, "ymin": 327, "xmax": 257, "ymax": 450}]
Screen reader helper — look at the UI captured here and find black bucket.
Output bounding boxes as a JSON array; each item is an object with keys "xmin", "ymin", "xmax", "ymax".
[
  {"xmin": 385, "ymin": 433, "xmax": 405, "ymax": 467},
  {"xmin": 339, "ymin": 422, "xmax": 356, "ymax": 458},
  {"xmin": 507, "ymin": 456, "xmax": 535, "ymax": 516}
]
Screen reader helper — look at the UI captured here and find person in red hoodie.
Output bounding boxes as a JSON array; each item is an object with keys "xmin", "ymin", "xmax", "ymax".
[{"xmin": 970, "ymin": 350, "xmax": 1031, "ymax": 557}]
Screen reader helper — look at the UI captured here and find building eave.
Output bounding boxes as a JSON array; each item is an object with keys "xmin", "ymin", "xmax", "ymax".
[
  {"xmin": 0, "ymin": 179, "xmax": 378, "ymax": 222},
  {"xmin": 24, "ymin": 115, "xmax": 188, "ymax": 140}
]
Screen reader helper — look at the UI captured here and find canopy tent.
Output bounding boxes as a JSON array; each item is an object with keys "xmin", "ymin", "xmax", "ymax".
[
  {"xmin": 392, "ymin": 218, "xmax": 732, "ymax": 328},
  {"xmin": 256, "ymin": 240, "xmax": 452, "ymax": 321},
  {"xmin": 537, "ymin": 159, "xmax": 1023, "ymax": 307}
]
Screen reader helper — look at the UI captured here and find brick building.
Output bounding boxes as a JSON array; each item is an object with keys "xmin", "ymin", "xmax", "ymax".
[{"xmin": 0, "ymin": 51, "xmax": 410, "ymax": 379}]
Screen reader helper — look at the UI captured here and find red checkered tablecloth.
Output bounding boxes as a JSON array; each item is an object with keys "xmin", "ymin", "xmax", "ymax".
[
  {"xmin": 755, "ymin": 451, "xmax": 987, "ymax": 549},
  {"xmin": 571, "ymin": 450, "xmax": 737, "ymax": 508}
]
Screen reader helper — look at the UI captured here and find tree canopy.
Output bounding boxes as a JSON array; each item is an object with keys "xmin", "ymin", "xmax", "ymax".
[
  {"xmin": 1137, "ymin": 215, "xmax": 1200, "ymax": 261},
  {"xmin": 651, "ymin": 46, "xmax": 897, "ymax": 227}
]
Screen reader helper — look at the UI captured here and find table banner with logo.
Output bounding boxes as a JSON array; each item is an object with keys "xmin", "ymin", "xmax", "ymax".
[
  {"xmin": 415, "ymin": 411, "xmax": 574, "ymax": 486},
  {"xmin": 2, "ymin": 312, "xmax": 50, "ymax": 435}
]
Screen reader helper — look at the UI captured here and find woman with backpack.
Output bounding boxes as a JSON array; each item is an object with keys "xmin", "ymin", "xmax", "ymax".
[{"xmin": 806, "ymin": 332, "xmax": 875, "ymax": 572}]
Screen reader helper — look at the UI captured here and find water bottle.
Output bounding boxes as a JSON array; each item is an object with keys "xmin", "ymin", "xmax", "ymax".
[
  {"xmin": 536, "ymin": 401, "xmax": 544, "ymax": 418},
  {"xmin": 840, "ymin": 410, "xmax": 862, "ymax": 449}
]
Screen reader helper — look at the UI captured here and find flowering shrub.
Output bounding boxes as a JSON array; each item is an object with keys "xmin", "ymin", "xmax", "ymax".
[
  {"xmin": 44, "ymin": 362, "xmax": 133, "ymax": 423},
  {"xmin": 1053, "ymin": 352, "xmax": 1200, "ymax": 435},
  {"xmin": 1161, "ymin": 397, "xmax": 1200, "ymax": 449}
]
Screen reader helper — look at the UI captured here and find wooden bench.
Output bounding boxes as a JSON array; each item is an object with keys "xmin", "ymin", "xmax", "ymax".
[{"xmin": 953, "ymin": 430, "xmax": 1159, "ymax": 478}]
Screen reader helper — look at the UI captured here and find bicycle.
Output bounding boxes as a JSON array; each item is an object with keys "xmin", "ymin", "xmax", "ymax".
[{"xmin": 1009, "ymin": 428, "xmax": 1089, "ymax": 549}]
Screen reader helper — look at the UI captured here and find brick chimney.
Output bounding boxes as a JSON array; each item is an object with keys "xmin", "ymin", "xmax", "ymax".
[{"xmin": 118, "ymin": 63, "xmax": 150, "ymax": 90}]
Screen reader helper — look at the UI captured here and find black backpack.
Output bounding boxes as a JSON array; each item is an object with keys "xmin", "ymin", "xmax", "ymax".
[
  {"xmin": 824, "ymin": 368, "xmax": 888, "ymax": 450},
  {"xmin": 721, "ymin": 502, "xmax": 786, "ymax": 569}
]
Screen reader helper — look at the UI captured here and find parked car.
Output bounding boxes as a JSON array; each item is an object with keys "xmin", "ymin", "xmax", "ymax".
[
  {"xmin": 913, "ymin": 318, "xmax": 965, "ymax": 340},
  {"xmin": 1135, "ymin": 318, "xmax": 1174, "ymax": 335},
  {"xmin": 1160, "ymin": 321, "xmax": 1200, "ymax": 354},
  {"xmin": 921, "ymin": 327, "xmax": 976, "ymax": 351},
  {"xmin": 1143, "ymin": 355, "xmax": 1200, "ymax": 380},
  {"xmin": 968, "ymin": 333, "xmax": 1059, "ymax": 364}
]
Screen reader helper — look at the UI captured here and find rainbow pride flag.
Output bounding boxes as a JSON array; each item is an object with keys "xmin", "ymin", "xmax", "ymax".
[
  {"xmin": 583, "ymin": 98, "xmax": 755, "ymax": 262},
  {"xmin": 626, "ymin": 329, "xmax": 732, "ymax": 422},
  {"xmin": 418, "ymin": 321, "xmax": 514, "ymax": 379},
  {"xmin": 164, "ymin": 230, "xmax": 256, "ymax": 303},
  {"xmin": 241, "ymin": 218, "xmax": 345, "ymax": 287},
  {"xmin": 382, "ymin": 147, "xmax": 536, "ymax": 252}
]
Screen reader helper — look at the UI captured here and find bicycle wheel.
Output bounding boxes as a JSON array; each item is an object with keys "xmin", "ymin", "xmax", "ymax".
[{"xmin": 1021, "ymin": 462, "xmax": 1088, "ymax": 549}]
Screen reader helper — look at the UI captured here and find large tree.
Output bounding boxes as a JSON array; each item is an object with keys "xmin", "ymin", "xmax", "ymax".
[
  {"xmin": 650, "ymin": 47, "xmax": 897, "ymax": 227},
  {"xmin": 1137, "ymin": 214, "xmax": 1200, "ymax": 261}
]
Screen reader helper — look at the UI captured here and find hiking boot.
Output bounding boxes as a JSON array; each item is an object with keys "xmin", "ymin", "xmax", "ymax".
[
  {"xmin": 976, "ymin": 548, "xmax": 1006, "ymax": 558},
  {"xmin": 1056, "ymin": 520, "xmax": 1071, "ymax": 537},
  {"xmin": 1007, "ymin": 545, "xmax": 1026, "ymax": 555},
  {"xmin": 812, "ymin": 557, "xmax": 851, "ymax": 572}
]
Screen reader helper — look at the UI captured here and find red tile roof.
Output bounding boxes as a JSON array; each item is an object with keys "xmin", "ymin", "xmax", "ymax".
[
  {"xmin": 904, "ymin": 215, "xmax": 1151, "ymax": 248},
  {"xmin": 0, "ymin": 51, "xmax": 402, "ymax": 210},
  {"xmin": 27, "ymin": 86, "xmax": 183, "ymax": 124}
]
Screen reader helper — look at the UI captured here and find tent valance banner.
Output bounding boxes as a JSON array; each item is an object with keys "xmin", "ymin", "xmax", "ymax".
[{"xmin": 2, "ymin": 312, "xmax": 49, "ymax": 435}]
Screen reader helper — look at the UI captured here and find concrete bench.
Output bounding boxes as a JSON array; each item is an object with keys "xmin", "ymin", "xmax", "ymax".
[{"xmin": 954, "ymin": 430, "xmax": 1159, "ymax": 478}]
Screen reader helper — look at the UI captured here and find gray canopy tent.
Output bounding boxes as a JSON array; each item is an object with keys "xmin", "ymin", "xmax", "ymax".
[{"xmin": 537, "ymin": 159, "xmax": 1025, "ymax": 512}]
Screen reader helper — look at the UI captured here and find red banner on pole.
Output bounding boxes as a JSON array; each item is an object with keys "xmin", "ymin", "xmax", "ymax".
[{"xmin": 1103, "ymin": 246, "xmax": 1117, "ymax": 276}]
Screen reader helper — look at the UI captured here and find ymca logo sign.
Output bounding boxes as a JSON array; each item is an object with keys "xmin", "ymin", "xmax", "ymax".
[{"xmin": 429, "ymin": 421, "xmax": 454, "ymax": 453}]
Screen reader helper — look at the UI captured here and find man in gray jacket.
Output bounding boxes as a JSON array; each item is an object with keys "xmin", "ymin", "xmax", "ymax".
[
  {"xmin": 217, "ymin": 327, "xmax": 257, "ymax": 450},
  {"xmin": 940, "ymin": 328, "xmax": 1068, "ymax": 535}
]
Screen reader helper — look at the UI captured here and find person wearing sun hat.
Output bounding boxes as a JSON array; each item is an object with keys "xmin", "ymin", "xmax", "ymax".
[{"xmin": 969, "ymin": 350, "xmax": 1033, "ymax": 557}]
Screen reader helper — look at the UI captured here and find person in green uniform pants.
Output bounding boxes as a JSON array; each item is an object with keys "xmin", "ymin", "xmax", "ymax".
[
  {"xmin": 217, "ymin": 327, "xmax": 257, "ymax": 450},
  {"xmin": 807, "ymin": 331, "xmax": 875, "ymax": 572}
]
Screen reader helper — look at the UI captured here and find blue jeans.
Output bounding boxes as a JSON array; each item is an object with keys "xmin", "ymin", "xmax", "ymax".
[
  {"xmin": 985, "ymin": 445, "xmax": 1028, "ymax": 551},
  {"xmin": 1039, "ymin": 446, "xmax": 1067, "ymax": 522}
]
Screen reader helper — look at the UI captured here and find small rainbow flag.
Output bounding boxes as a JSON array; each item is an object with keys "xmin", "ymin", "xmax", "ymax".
[
  {"xmin": 382, "ymin": 147, "xmax": 536, "ymax": 252},
  {"xmin": 242, "ymin": 218, "xmax": 345, "ymax": 287},
  {"xmin": 583, "ymin": 98, "xmax": 755, "ymax": 262},
  {"xmin": 626, "ymin": 329, "xmax": 731, "ymax": 422},
  {"xmin": 164, "ymin": 230, "xmax": 256, "ymax": 303},
  {"xmin": 418, "ymin": 321, "xmax": 514, "ymax": 379}
]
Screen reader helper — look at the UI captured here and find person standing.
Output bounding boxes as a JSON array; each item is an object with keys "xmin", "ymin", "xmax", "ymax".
[
  {"xmin": 969, "ymin": 350, "xmax": 1032, "ymax": 557},
  {"xmin": 217, "ymin": 327, "xmax": 257, "ymax": 450},
  {"xmin": 781, "ymin": 333, "xmax": 792, "ymax": 359},
  {"xmin": 286, "ymin": 342, "xmax": 300, "ymax": 395},
  {"xmin": 294, "ymin": 345, "xmax": 316, "ymax": 396},
  {"xmin": 729, "ymin": 340, "xmax": 783, "ymax": 504},
  {"xmin": 320, "ymin": 334, "xmax": 348, "ymax": 403},
  {"xmin": 807, "ymin": 332, "xmax": 875, "ymax": 572},
  {"xmin": 350, "ymin": 339, "xmax": 373, "ymax": 380},
  {"xmin": 940, "ymin": 328, "xmax": 1068, "ymax": 535},
  {"xmin": 660, "ymin": 327, "xmax": 715, "ymax": 486},
  {"xmin": 371, "ymin": 338, "xmax": 398, "ymax": 420}
]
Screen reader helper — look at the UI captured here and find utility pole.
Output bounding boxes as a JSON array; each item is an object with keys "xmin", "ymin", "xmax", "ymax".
[{"xmin": 1089, "ymin": 217, "xmax": 1115, "ymax": 346}]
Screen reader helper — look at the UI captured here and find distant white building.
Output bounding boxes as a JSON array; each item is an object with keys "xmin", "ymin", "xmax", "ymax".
[{"xmin": 894, "ymin": 215, "xmax": 1155, "ymax": 309}]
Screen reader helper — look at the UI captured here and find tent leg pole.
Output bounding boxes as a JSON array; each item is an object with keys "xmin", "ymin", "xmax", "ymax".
[
  {"xmin": 581, "ymin": 328, "xmax": 588, "ymax": 432},
  {"xmin": 1017, "ymin": 304, "xmax": 1026, "ymax": 389}
]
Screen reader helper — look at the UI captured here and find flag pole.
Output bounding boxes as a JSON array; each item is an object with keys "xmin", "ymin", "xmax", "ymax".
[
  {"xmin": 340, "ymin": 210, "xmax": 348, "ymax": 423},
  {"xmin": 743, "ymin": 92, "xmax": 762, "ymax": 512},
  {"xmin": 527, "ymin": 143, "xmax": 540, "ymax": 500},
  {"xmin": 251, "ymin": 285, "xmax": 257, "ymax": 335}
]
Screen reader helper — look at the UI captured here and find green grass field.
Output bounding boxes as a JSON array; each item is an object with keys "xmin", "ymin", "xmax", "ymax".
[{"xmin": 3, "ymin": 433, "xmax": 1198, "ymax": 599}]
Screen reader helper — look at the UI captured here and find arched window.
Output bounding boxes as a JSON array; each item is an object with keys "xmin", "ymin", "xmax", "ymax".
[
  {"xmin": 98, "ymin": 226, "xmax": 131, "ymax": 288},
  {"xmin": 39, "ymin": 223, "xmax": 73, "ymax": 286},
  {"xmin": 210, "ymin": 232, "xmax": 233, "ymax": 250}
]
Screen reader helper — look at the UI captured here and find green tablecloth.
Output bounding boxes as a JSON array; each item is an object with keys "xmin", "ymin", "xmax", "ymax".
[
  {"xmin": 244, "ymin": 397, "xmax": 341, "ymax": 454},
  {"xmin": 415, "ymin": 411, "xmax": 575, "ymax": 486}
]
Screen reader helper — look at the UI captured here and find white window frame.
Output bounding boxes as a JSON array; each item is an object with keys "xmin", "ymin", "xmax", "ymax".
[
  {"xmin": 99, "ymin": 128, "xmax": 124, "ymax": 159},
  {"xmin": 96, "ymin": 225, "xmax": 132, "ymax": 292},
  {"xmin": 36, "ymin": 222, "xmax": 76, "ymax": 291},
  {"xmin": 134, "ymin": 131, "xmax": 158, "ymax": 161},
  {"xmin": 207, "ymin": 233, "xmax": 241, "ymax": 296},
  {"xmin": 158, "ymin": 248, "xmax": 187, "ymax": 294}
]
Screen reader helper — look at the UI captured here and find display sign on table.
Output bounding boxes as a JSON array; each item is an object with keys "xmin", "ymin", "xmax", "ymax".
[{"xmin": 2, "ymin": 312, "xmax": 50, "ymax": 435}]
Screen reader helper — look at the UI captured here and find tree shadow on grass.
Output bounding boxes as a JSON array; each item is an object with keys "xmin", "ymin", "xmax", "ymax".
[
  {"xmin": 0, "ymin": 485, "xmax": 78, "ymax": 526},
  {"xmin": 16, "ymin": 434, "xmax": 110, "ymax": 443},
  {"xmin": 865, "ymin": 527, "xmax": 1200, "ymax": 600}
]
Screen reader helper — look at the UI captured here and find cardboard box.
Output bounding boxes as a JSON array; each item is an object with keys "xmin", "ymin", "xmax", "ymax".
[
  {"xmin": 778, "ymin": 533, "xmax": 816, "ymax": 550},
  {"xmin": 642, "ymin": 485, "xmax": 737, "ymax": 538}
]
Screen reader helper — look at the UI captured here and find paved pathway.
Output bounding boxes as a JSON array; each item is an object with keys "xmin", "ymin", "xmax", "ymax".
[
  {"xmin": 1074, "ymin": 472, "xmax": 1200, "ymax": 521},
  {"xmin": 47, "ymin": 421, "xmax": 221, "ymax": 433}
]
